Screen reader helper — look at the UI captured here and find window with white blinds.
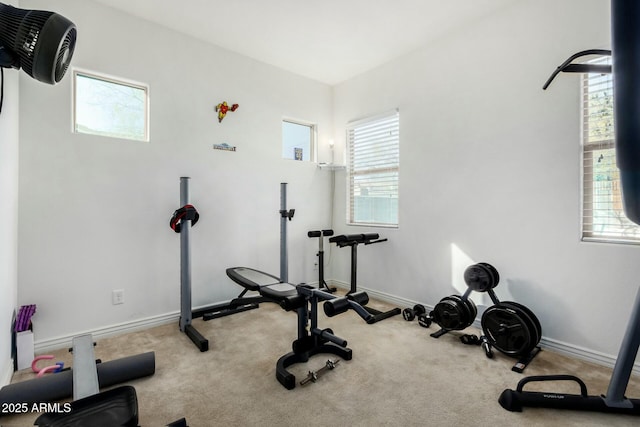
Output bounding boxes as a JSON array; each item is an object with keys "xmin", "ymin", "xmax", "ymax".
[
  {"xmin": 347, "ymin": 110, "xmax": 399, "ymax": 227},
  {"xmin": 582, "ymin": 56, "xmax": 640, "ymax": 242}
]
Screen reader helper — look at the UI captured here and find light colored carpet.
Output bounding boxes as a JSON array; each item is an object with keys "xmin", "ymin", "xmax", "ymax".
[{"xmin": 2, "ymin": 296, "xmax": 639, "ymax": 426}]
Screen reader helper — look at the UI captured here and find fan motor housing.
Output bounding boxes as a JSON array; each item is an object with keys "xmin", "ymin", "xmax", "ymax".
[{"xmin": 0, "ymin": 3, "xmax": 76, "ymax": 84}]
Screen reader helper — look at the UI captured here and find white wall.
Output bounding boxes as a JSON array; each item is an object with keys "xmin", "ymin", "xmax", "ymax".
[
  {"xmin": 331, "ymin": 0, "xmax": 640, "ymax": 361},
  {"xmin": 14, "ymin": 0, "xmax": 639, "ymax": 368},
  {"xmin": 0, "ymin": 0, "xmax": 20, "ymax": 385},
  {"xmin": 17, "ymin": 0, "xmax": 334, "ymax": 344}
]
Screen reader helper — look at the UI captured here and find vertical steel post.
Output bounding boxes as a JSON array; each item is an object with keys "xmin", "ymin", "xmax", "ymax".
[
  {"xmin": 280, "ymin": 182, "xmax": 288, "ymax": 283},
  {"xmin": 179, "ymin": 177, "xmax": 192, "ymax": 332},
  {"xmin": 604, "ymin": 288, "xmax": 640, "ymax": 407}
]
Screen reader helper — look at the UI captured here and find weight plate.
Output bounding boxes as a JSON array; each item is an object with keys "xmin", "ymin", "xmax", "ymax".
[
  {"xmin": 432, "ymin": 296, "xmax": 467, "ymax": 330},
  {"xmin": 501, "ymin": 301, "xmax": 541, "ymax": 349},
  {"xmin": 478, "ymin": 263, "xmax": 500, "ymax": 288},
  {"xmin": 462, "ymin": 297, "xmax": 477, "ymax": 325},
  {"xmin": 481, "ymin": 303, "xmax": 533, "ymax": 357},
  {"xmin": 464, "ymin": 263, "xmax": 499, "ymax": 292},
  {"xmin": 448, "ymin": 295, "xmax": 472, "ymax": 329},
  {"xmin": 498, "ymin": 302, "xmax": 538, "ymax": 355},
  {"xmin": 450, "ymin": 295, "xmax": 476, "ymax": 329}
]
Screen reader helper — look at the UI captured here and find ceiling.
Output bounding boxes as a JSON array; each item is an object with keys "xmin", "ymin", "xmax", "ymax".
[{"xmin": 92, "ymin": 0, "xmax": 514, "ymax": 85}]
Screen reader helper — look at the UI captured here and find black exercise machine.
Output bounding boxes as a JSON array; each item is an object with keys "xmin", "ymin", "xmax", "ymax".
[
  {"xmin": 329, "ymin": 233, "xmax": 402, "ymax": 323},
  {"xmin": 226, "ymin": 266, "xmax": 374, "ymax": 389},
  {"xmin": 170, "ymin": 177, "xmax": 260, "ymax": 352},
  {"xmin": 500, "ymin": 0, "xmax": 640, "ymax": 415}
]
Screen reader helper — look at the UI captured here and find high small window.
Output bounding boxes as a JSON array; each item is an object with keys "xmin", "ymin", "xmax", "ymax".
[
  {"xmin": 282, "ymin": 120, "xmax": 315, "ymax": 161},
  {"xmin": 347, "ymin": 110, "xmax": 399, "ymax": 227},
  {"xmin": 73, "ymin": 70, "xmax": 149, "ymax": 141},
  {"xmin": 581, "ymin": 57, "xmax": 640, "ymax": 242}
]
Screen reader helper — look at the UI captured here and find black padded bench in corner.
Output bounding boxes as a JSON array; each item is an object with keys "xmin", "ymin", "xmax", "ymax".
[
  {"xmin": 328, "ymin": 233, "xmax": 386, "ymax": 247},
  {"xmin": 328, "ymin": 233, "xmax": 401, "ymax": 323}
]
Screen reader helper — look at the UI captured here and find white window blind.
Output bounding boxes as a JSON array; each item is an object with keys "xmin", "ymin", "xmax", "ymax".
[
  {"xmin": 582, "ymin": 57, "xmax": 640, "ymax": 242},
  {"xmin": 347, "ymin": 111, "xmax": 399, "ymax": 226}
]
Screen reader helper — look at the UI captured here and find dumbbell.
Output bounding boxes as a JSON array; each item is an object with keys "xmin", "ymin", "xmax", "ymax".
[
  {"xmin": 402, "ymin": 304, "xmax": 427, "ymax": 321},
  {"xmin": 417, "ymin": 313, "xmax": 432, "ymax": 328}
]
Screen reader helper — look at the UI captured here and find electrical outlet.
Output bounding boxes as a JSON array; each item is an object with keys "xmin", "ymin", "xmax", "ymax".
[{"xmin": 112, "ymin": 289, "xmax": 124, "ymax": 305}]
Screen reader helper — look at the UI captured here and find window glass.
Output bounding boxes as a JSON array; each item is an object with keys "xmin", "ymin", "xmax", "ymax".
[
  {"xmin": 581, "ymin": 57, "xmax": 640, "ymax": 242},
  {"xmin": 73, "ymin": 70, "xmax": 148, "ymax": 141},
  {"xmin": 282, "ymin": 120, "xmax": 314, "ymax": 161}
]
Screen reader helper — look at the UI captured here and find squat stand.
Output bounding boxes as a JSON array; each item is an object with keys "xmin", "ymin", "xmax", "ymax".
[{"xmin": 173, "ymin": 177, "xmax": 259, "ymax": 352}]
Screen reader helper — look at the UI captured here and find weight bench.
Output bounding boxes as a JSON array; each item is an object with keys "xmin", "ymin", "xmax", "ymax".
[
  {"xmin": 329, "ymin": 233, "xmax": 402, "ymax": 323},
  {"xmin": 226, "ymin": 267, "xmax": 374, "ymax": 389}
]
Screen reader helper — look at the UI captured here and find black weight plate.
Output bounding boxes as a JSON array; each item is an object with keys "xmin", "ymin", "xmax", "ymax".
[
  {"xmin": 448, "ymin": 295, "xmax": 475, "ymax": 330},
  {"xmin": 505, "ymin": 301, "xmax": 541, "ymax": 340},
  {"xmin": 432, "ymin": 296, "xmax": 467, "ymax": 330},
  {"xmin": 464, "ymin": 264, "xmax": 492, "ymax": 292},
  {"xmin": 478, "ymin": 263, "xmax": 500, "ymax": 288},
  {"xmin": 464, "ymin": 264, "xmax": 498, "ymax": 292},
  {"xmin": 499, "ymin": 301, "xmax": 539, "ymax": 350},
  {"xmin": 501, "ymin": 302, "xmax": 539, "ymax": 357},
  {"xmin": 481, "ymin": 304, "xmax": 533, "ymax": 357},
  {"xmin": 453, "ymin": 294, "xmax": 477, "ymax": 327},
  {"xmin": 462, "ymin": 297, "xmax": 477, "ymax": 325},
  {"xmin": 498, "ymin": 302, "xmax": 538, "ymax": 356},
  {"xmin": 447, "ymin": 295, "xmax": 469, "ymax": 328},
  {"xmin": 501, "ymin": 301, "xmax": 541, "ymax": 349}
]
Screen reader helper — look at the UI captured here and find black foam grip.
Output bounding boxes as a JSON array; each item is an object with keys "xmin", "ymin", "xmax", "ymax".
[
  {"xmin": 280, "ymin": 295, "xmax": 306, "ymax": 311},
  {"xmin": 323, "ymin": 297, "xmax": 350, "ymax": 317},
  {"xmin": 347, "ymin": 291, "xmax": 369, "ymax": 306}
]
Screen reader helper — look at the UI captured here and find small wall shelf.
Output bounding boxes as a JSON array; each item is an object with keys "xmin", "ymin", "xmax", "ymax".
[{"xmin": 318, "ymin": 163, "xmax": 346, "ymax": 171}]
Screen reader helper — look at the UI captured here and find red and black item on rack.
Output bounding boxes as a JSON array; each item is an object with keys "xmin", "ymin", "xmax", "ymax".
[{"xmin": 169, "ymin": 204, "xmax": 199, "ymax": 233}]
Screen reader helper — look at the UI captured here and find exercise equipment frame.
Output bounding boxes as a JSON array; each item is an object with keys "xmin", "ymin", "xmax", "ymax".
[
  {"xmin": 500, "ymin": 0, "xmax": 640, "ymax": 415},
  {"xmin": 174, "ymin": 177, "xmax": 259, "ymax": 352}
]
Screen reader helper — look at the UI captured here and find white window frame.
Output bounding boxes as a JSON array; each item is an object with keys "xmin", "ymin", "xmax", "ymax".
[
  {"xmin": 581, "ymin": 57, "xmax": 640, "ymax": 243},
  {"xmin": 346, "ymin": 109, "xmax": 399, "ymax": 227},
  {"xmin": 72, "ymin": 68, "xmax": 149, "ymax": 142},
  {"xmin": 282, "ymin": 118, "xmax": 317, "ymax": 162}
]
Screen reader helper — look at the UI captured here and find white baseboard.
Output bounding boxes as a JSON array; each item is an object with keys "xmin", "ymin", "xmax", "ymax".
[
  {"xmin": 1, "ymin": 358, "xmax": 14, "ymax": 387},
  {"xmin": 330, "ymin": 280, "xmax": 640, "ymax": 375},
  {"xmin": 34, "ymin": 311, "xmax": 180, "ymax": 353},
  {"xmin": 30, "ymin": 282, "xmax": 640, "ymax": 376}
]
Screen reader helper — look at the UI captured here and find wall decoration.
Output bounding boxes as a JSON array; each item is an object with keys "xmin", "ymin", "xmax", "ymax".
[
  {"xmin": 213, "ymin": 142, "xmax": 237, "ymax": 152},
  {"xmin": 215, "ymin": 101, "xmax": 239, "ymax": 122}
]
